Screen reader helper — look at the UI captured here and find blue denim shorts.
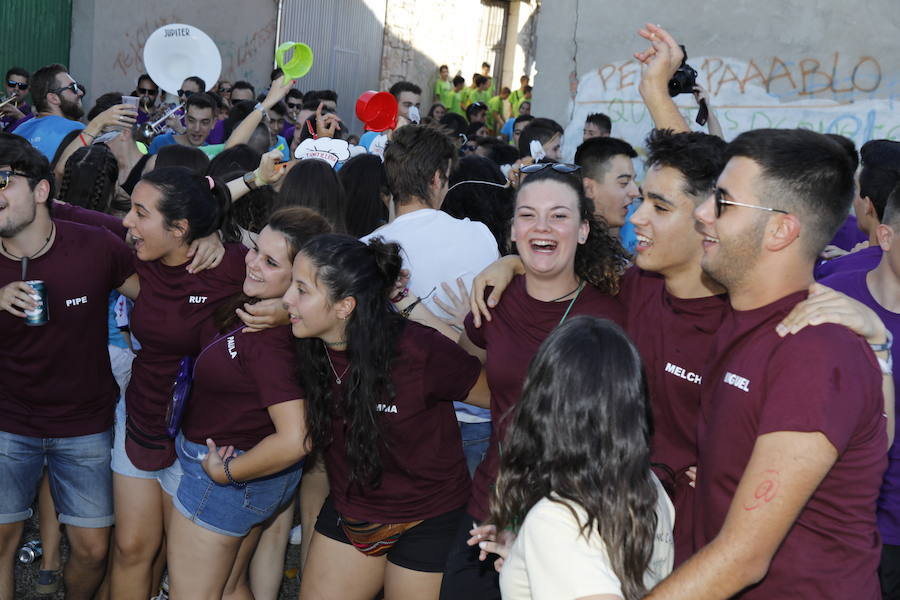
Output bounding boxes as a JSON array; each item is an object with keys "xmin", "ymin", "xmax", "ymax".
[
  {"xmin": 111, "ymin": 400, "xmax": 181, "ymax": 496},
  {"xmin": 173, "ymin": 434, "xmax": 302, "ymax": 537},
  {"xmin": 0, "ymin": 429, "xmax": 114, "ymax": 528}
]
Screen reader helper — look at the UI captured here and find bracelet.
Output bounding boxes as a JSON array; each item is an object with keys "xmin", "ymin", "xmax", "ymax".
[
  {"xmin": 223, "ymin": 455, "xmax": 246, "ymax": 488},
  {"xmin": 81, "ymin": 130, "xmax": 96, "ymax": 139},
  {"xmin": 391, "ymin": 287, "xmax": 409, "ymax": 303},
  {"xmin": 400, "ymin": 296, "xmax": 423, "ymax": 318},
  {"xmin": 870, "ymin": 330, "xmax": 893, "ymax": 354},
  {"xmin": 254, "ymin": 102, "xmax": 268, "ymax": 118},
  {"xmin": 79, "ymin": 134, "xmax": 89, "ymax": 146}
]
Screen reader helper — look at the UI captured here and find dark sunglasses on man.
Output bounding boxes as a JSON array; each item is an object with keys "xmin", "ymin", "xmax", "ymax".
[
  {"xmin": 50, "ymin": 82, "xmax": 81, "ymax": 96},
  {"xmin": 137, "ymin": 87, "xmax": 158, "ymax": 96},
  {"xmin": 286, "ymin": 101, "xmax": 302, "ymax": 110},
  {"xmin": 0, "ymin": 170, "xmax": 30, "ymax": 190},
  {"xmin": 218, "ymin": 86, "xmax": 232, "ymax": 94},
  {"xmin": 6, "ymin": 81, "xmax": 28, "ymax": 91},
  {"xmin": 177, "ymin": 89, "xmax": 195, "ymax": 98}
]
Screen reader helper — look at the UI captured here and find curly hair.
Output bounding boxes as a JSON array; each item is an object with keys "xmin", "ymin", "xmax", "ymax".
[
  {"xmin": 491, "ymin": 315, "xmax": 659, "ymax": 600},
  {"xmin": 514, "ymin": 167, "xmax": 628, "ymax": 294},
  {"xmin": 293, "ymin": 234, "xmax": 406, "ymax": 491},
  {"xmin": 58, "ymin": 144, "xmax": 119, "ymax": 213}
]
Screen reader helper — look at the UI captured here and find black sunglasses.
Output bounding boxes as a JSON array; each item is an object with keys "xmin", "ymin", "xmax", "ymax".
[
  {"xmin": 286, "ymin": 101, "xmax": 302, "ymax": 109},
  {"xmin": 519, "ymin": 162, "xmax": 581, "ymax": 176},
  {"xmin": 50, "ymin": 82, "xmax": 81, "ymax": 95},
  {"xmin": 137, "ymin": 87, "xmax": 158, "ymax": 95},
  {"xmin": 177, "ymin": 89, "xmax": 196, "ymax": 98},
  {"xmin": 7, "ymin": 81, "xmax": 28, "ymax": 90},
  {"xmin": 218, "ymin": 86, "xmax": 232, "ymax": 93},
  {"xmin": 0, "ymin": 170, "xmax": 30, "ymax": 190},
  {"xmin": 714, "ymin": 188, "xmax": 788, "ymax": 219}
]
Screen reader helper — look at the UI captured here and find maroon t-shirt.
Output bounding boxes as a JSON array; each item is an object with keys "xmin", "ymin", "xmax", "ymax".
[
  {"xmin": 182, "ymin": 322, "xmax": 303, "ymax": 450},
  {"xmin": 125, "ymin": 243, "xmax": 246, "ymax": 470},
  {"xmin": 464, "ymin": 275, "xmax": 626, "ymax": 521},
  {"xmin": 323, "ymin": 321, "xmax": 480, "ymax": 523},
  {"xmin": 52, "ymin": 202, "xmax": 128, "ymax": 240},
  {"xmin": 619, "ymin": 267, "xmax": 728, "ymax": 564},
  {"xmin": 0, "ymin": 219, "xmax": 134, "ymax": 437},
  {"xmin": 695, "ymin": 291, "xmax": 886, "ymax": 599}
]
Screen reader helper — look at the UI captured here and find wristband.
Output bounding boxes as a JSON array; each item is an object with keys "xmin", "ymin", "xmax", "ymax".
[
  {"xmin": 877, "ymin": 354, "xmax": 892, "ymax": 376},
  {"xmin": 223, "ymin": 455, "xmax": 246, "ymax": 488},
  {"xmin": 391, "ymin": 287, "xmax": 409, "ymax": 303},
  {"xmin": 79, "ymin": 134, "xmax": 89, "ymax": 146},
  {"xmin": 81, "ymin": 130, "xmax": 96, "ymax": 139},
  {"xmin": 870, "ymin": 330, "xmax": 893, "ymax": 354},
  {"xmin": 254, "ymin": 102, "xmax": 268, "ymax": 118},
  {"xmin": 242, "ymin": 170, "xmax": 259, "ymax": 191}
]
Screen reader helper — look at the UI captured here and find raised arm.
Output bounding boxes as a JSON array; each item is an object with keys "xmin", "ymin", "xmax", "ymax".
[
  {"xmin": 634, "ymin": 24, "xmax": 691, "ymax": 133},
  {"xmin": 224, "ymin": 75, "xmax": 295, "ymax": 150}
]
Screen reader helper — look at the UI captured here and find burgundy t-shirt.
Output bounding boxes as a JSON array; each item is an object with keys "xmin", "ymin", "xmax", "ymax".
[
  {"xmin": 182, "ymin": 322, "xmax": 303, "ymax": 450},
  {"xmin": 125, "ymin": 243, "xmax": 246, "ymax": 470},
  {"xmin": 618, "ymin": 266, "xmax": 727, "ymax": 564},
  {"xmin": 814, "ymin": 245, "xmax": 883, "ymax": 280},
  {"xmin": 52, "ymin": 202, "xmax": 128, "ymax": 240},
  {"xmin": 695, "ymin": 291, "xmax": 886, "ymax": 599},
  {"xmin": 323, "ymin": 321, "xmax": 480, "ymax": 523},
  {"xmin": 822, "ymin": 268, "xmax": 900, "ymax": 545},
  {"xmin": 0, "ymin": 219, "xmax": 134, "ymax": 437},
  {"xmin": 464, "ymin": 275, "xmax": 626, "ymax": 521}
]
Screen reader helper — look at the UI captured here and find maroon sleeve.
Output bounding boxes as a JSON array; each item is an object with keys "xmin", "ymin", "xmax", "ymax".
[
  {"xmin": 463, "ymin": 286, "xmax": 494, "ymax": 349},
  {"xmin": 221, "ymin": 243, "xmax": 249, "ymax": 286},
  {"xmin": 53, "ymin": 204, "xmax": 128, "ymax": 240},
  {"xmin": 101, "ymin": 226, "xmax": 136, "ymax": 289},
  {"xmin": 760, "ymin": 325, "xmax": 882, "ymax": 453},
  {"xmin": 422, "ymin": 325, "xmax": 482, "ymax": 402},
  {"xmin": 246, "ymin": 329, "xmax": 304, "ymax": 408}
]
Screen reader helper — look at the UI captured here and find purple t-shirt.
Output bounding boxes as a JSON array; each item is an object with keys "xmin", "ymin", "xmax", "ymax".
[
  {"xmin": 821, "ymin": 267, "xmax": 900, "ymax": 544},
  {"xmin": 815, "ymin": 245, "xmax": 883, "ymax": 280},
  {"xmin": 829, "ymin": 215, "xmax": 869, "ymax": 252},
  {"xmin": 696, "ymin": 291, "xmax": 886, "ymax": 599},
  {"xmin": 0, "ymin": 220, "xmax": 134, "ymax": 437},
  {"xmin": 0, "ymin": 102, "xmax": 31, "ymax": 132},
  {"xmin": 205, "ymin": 119, "xmax": 226, "ymax": 145}
]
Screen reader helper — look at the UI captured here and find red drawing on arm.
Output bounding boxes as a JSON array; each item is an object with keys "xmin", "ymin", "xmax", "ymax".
[{"xmin": 743, "ymin": 469, "xmax": 779, "ymax": 511}]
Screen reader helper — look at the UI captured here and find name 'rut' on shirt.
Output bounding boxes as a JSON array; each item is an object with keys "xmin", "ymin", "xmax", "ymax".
[
  {"xmin": 664, "ymin": 361, "xmax": 702, "ymax": 384},
  {"xmin": 723, "ymin": 371, "xmax": 751, "ymax": 392},
  {"xmin": 189, "ymin": 296, "xmax": 208, "ymax": 304}
]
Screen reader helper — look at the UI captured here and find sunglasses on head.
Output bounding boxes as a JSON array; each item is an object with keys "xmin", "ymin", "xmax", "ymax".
[
  {"xmin": 519, "ymin": 162, "xmax": 581, "ymax": 176},
  {"xmin": 51, "ymin": 82, "xmax": 81, "ymax": 95},
  {"xmin": 7, "ymin": 81, "xmax": 28, "ymax": 90},
  {"xmin": 0, "ymin": 170, "xmax": 29, "ymax": 190},
  {"xmin": 137, "ymin": 87, "xmax": 157, "ymax": 95},
  {"xmin": 177, "ymin": 89, "xmax": 195, "ymax": 98},
  {"xmin": 714, "ymin": 188, "xmax": 788, "ymax": 219}
]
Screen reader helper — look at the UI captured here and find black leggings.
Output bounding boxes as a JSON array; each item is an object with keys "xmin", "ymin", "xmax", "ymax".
[{"xmin": 439, "ymin": 511, "xmax": 500, "ymax": 600}]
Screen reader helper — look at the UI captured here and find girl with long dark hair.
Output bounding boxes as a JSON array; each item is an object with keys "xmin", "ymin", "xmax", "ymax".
[
  {"xmin": 492, "ymin": 316, "xmax": 674, "ymax": 600},
  {"xmin": 166, "ymin": 207, "xmax": 330, "ymax": 599},
  {"xmin": 282, "ymin": 234, "xmax": 483, "ymax": 599},
  {"xmin": 440, "ymin": 165, "xmax": 629, "ymax": 598}
]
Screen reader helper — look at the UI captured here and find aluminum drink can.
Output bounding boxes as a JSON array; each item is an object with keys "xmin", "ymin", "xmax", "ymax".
[
  {"xmin": 23, "ymin": 280, "xmax": 48, "ymax": 326},
  {"xmin": 17, "ymin": 539, "xmax": 42, "ymax": 564}
]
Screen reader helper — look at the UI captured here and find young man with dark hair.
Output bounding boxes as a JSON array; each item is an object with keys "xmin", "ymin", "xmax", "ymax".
[
  {"xmin": 230, "ymin": 80, "xmax": 256, "ymax": 103},
  {"xmin": 11, "ymin": 64, "xmax": 85, "ymax": 159},
  {"xmin": 816, "ymin": 139, "xmax": 900, "ymax": 279},
  {"xmin": 448, "ymin": 75, "xmax": 466, "ymax": 117},
  {"xmin": 363, "ymin": 124, "xmax": 499, "ymax": 479},
  {"xmin": 0, "ymin": 133, "xmax": 139, "ymax": 600},
  {"xmin": 505, "ymin": 114, "xmax": 533, "ymax": 148},
  {"xmin": 583, "ymin": 112, "xmax": 612, "ymax": 140},
  {"xmin": 517, "ymin": 117, "xmax": 563, "ymax": 161},
  {"xmin": 466, "ymin": 101, "xmax": 488, "ymax": 125},
  {"xmin": 435, "ymin": 64, "xmax": 452, "ymax": 105},
  {"xmin": 574, "ymin": 136, "xmax": 639, "ymax": 233},
  {"xmin": 508, "ymin": 74, "xmax": 529, "ymax": 110},
  {"xmin": 389, "ymin": 80, "xmax": 422, "ymax": 120},
  {"xmin": 645, "ymin": 126, "xmax": 890, "ymax": 600},
  {"xmin": 148, "ymin": 93, "xmax": 217, "ymax": 153},
  {"xmin": 133, "ymin": 73, "xmax": 158, "ymax": 124},
  {"xmin": 177, "ymin": 75, "xmax": 206, "ymax": 100},
  {"xmin": 1, "ymin": 67, "xmax": 32, "ymax": 132}
]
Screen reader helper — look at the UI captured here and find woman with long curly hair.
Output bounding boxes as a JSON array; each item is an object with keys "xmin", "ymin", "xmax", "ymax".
[
  {"xmin": 283, "ymin": 234, "xmax": 483, "ymax": 599},
  {"xmin": 491, "ymin": 315, "xmax": 674, "ymax": 600},
  {"xmin": 440, "ymin": 165, "xmax": 629, "ymax": 598}
]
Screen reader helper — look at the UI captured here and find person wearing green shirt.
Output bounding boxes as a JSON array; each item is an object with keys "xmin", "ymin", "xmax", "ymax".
[
  {"xmin": 511, "ymin": 84, "xmax": 532, "ymax": 115},
  {"xmin": 434, "ymin": 65, "xmax": 453, "ymax": 106},
  {"xmin": 447, "ymin": 75, "xmax": 466, "ymax": 117},
  {"xmin": 509, "ymin": 75, "xmax": 530, "ymax": 110},
  {"xmin": 487, "ymin": 87, "xmax": 511, "ymax": 134}
]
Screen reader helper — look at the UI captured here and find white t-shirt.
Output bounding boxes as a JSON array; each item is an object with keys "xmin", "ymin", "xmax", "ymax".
[
  {"xmin": 499, "ymin": 472, "xmax": 675, "ymax": 600},
  {"xmin": 362, "ymin": 208, "xmax": 499, "ymax": 423}
]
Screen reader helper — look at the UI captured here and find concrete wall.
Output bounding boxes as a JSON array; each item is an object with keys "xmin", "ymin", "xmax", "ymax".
[
  {"xmin": 71, "ymin": 0, "xmax": 277, "ymax": 107},
  {"xmin": 533, "ymin": 0, "xmax": 900, "ymax": 159}
]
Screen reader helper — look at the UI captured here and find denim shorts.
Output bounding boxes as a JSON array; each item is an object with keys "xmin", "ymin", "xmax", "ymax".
[
  {"xmin": 110, "ymin": 400, "xmax": 181, "ymax": 496},
  {"xmin": 0, "ymin": 429, "xmax": 114, "ymax": 528},
  {"xmin": 173, "ymin": 434, "xmax": 302, "ymax": 537}
]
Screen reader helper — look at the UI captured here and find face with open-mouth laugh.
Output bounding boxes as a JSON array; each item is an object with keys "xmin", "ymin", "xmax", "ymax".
[{"xmin": 243, "ymin": 225, "xmax": 293, "ymax": 300}]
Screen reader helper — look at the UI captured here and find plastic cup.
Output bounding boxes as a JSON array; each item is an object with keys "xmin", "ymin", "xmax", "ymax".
[{"xmin": 122, "ymin": 95, "xmax": 139, "ymax": 109}]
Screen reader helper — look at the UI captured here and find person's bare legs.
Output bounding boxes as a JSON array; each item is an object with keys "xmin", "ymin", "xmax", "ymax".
[
  {"xmin": 167, "ymin": 508, "xmax": 243, "ymax": 600},
  {"xmin": 298, "ymin": 532, "xmax": 385, "ymax": 600},
  {"xmin": 37, "ymin": 471, "xmax": 61, "ymax": 573},
  {"xmin": 63, "ymin": 525, "xmax": 110, "ymax": 600},
  {"xmin": 299, "ymin": 463, "xmax": 329, "ymax": 573},
  {"xmin": 110, "ymin": 474, "xmax": 166, "ymax": 600},
  {"xmin": 223, "ymin": 524, "xmax": 263, "ymax": 600},
  {"xmin": 0, "ymin": 521, "xmax": 24, "ymax": 600},
  {"xmin": 383, "ymin": 562, "xmax": 442, "ymax": 600},
  {"xmin": 249, "ymin": 500, "xmax": 294, "ymax": 599}
]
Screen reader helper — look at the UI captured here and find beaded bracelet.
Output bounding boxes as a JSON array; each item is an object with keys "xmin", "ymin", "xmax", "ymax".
[{"xmin": 223, "ymin": 455, "xmax": 246, "ymax": 488}]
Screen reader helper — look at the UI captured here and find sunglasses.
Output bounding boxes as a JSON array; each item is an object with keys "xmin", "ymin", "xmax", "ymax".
[
  {"xmin": 0, "ymin": 170, "xmax": 30, "ymax": 190},
  {"xmin": 177, "ymin": 89, "xmax": 195, "ymax": 98},
  {"xmin": 714, "ymin": 188, "xmax": 788, "ymax": 218},
  {"xmin": 51, "ymin": 82, "xmax": 81, "ymax": 95},
  {"xmin": 286, "ymin": 101, "xmax": 302, "ymax": 109},
  {"xmin": 137, "ymin": 87, "xmax": 158, "ymax": 95},
  {"xmin": 519, "ymin": 162, "xmax": 581, "ymax": 176},
  {"xmin": 7, "ymin": 81, "xmax": 28, "ymax": 90},
  {"xmin": 218, "ymin": 86, "xmax": 233, "ymax": 93}
]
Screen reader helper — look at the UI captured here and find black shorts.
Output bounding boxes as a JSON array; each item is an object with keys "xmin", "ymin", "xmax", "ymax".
[{"xmin": 314, "ymin": 495, "xmax": 465, "ymax": 573}]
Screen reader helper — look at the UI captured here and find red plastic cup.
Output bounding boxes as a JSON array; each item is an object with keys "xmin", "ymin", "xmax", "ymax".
[{"xmin": 355, "ymin": 90, "xmax": 398, "ymax": 132}]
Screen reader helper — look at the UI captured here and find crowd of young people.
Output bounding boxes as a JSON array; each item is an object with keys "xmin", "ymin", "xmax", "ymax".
[{"xmin": 0, "ymin": 20, "xmax": 897, "ymax": 600}]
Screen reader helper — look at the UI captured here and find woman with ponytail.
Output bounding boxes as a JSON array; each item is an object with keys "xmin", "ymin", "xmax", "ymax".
[
  {"xmin": 110, "ymin": 167, "xmax": 250, "ymax": 599},
  {"xmin": 491, "ymin": 316, "xmax": 674, "ymax": 600},
  {"xmin": 283, "ymin": 234, "xmax": 483, "ymax": 600}
]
